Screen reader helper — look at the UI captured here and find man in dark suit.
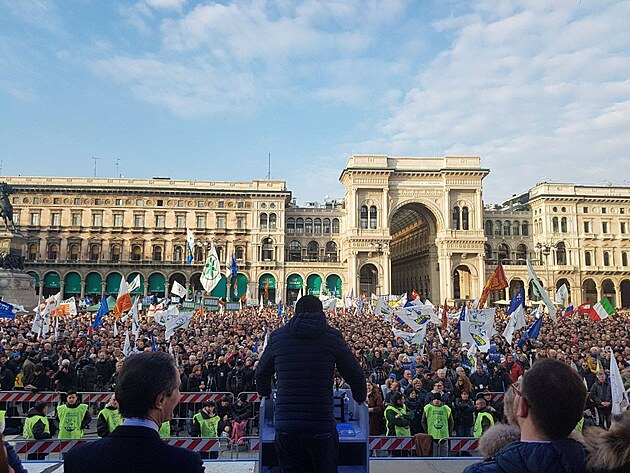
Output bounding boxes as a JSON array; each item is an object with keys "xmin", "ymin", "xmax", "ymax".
[
  {"xmin": 64, "ymin": 351, "xmax": 204, "ymax": 473},
  {"xmin": 256, "ymin": 295, "xmax": 366, "ymax": 473}
]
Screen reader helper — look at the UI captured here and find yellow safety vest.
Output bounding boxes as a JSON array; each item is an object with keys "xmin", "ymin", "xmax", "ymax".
[
  {"xmin": 23, "ymin": 415, "xmax": 50, "ymax": 439},
  {"xmin": 423, "ymin": 404, "xmax": 452, "ymax": 440},
  {"xmin": 57, "ymin": 404, "xmax": 89, "ymax": 439},
  {"xmin": 159, "ymin": 421, "xmax": 170, "ymax": 438},
  {"xmin": 384, "ymin": 405, "xmax": 411, "ymax": 437},
  {"xmin": 473, "ymin": 411, "xmax": 494, "ymax": 438},
  {"xmin": 193, "ymin": 412, "xmax": 220, "ymax": 437},
  {"xmin": 98, "ymin": 407, "xmax": 123, "ymax": 436}
]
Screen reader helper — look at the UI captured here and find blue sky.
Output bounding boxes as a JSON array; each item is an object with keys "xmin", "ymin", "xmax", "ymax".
[{"xmin": 1, "ymin": 0, "xmax": 629, "ymax": 204}]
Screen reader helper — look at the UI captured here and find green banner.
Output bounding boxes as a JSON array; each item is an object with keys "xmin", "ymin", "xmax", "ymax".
[{"xmin": 182, "ymin": 301, "xmax": 195, "ymax": 310}]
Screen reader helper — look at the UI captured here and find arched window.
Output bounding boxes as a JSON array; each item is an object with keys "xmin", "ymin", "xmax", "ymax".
[
  {"xmin": 555, "ymin": 242, "xmax": 566, "ymax": 265},
  {"xmin": 503, "ymin": 221, "xmax": 511, "ymax": 236},
  {"xmin": 153, "ymin": 245, "xmax": 163, "ymax": 261},
  {"xmin": 235, "ymin": 246, "xmax": 244, "ymax": 260},
  {"xmin": 131, "ymin": 245, "xmax": 142, "ymax": 261},
  {"xmin": 452, "ymin": 206, "xmax": 460, "ymax": 230},
  {"xmin": 296, "ymin": 218, "xmax": 304, "ymax": 234},
  {"xmin": 307, "ymin": 241, "xmax": 319, "ymax": 261},
  {"xmin": 325, "ymin": 241, "xmax": 337, "ymax": 261},
  {"xmin": 485, "ymin": 220, "xmax": 493, "ymax": 236},
  {"xmin": 314, "ymin": 218, "xmax": 322, "ymax": 233},
  {"xmin": 69, "ymin": 244, "xmax": 80, "ymax": 261},
  {"xmin": 111, "ymin": 244, "xmax": 121, "ymax": 262},
  {"xmin": 269, "ymin": 213, "xmax": 277, "ymax": 229},
  {"xmin": 28, "ymin": 244, "xmax": 38, "ymax": 261},
  {"xmin": 369, "ymin": 206, "xmax": 377, "ymax": 229},
  {"xmin": 216, "ymin": 246, "xmax": 223, "ymax": 262},
  {"xmin": 194, "ymin": 245, "xmax": 203, "ymax": 262},
  {"xmin": 174, "ymin": 245, "xmax": 183, "ymax": 262},
  {"xmin": 462, "ymin": 207, "xmax": 469, "ymax": 230},
  {"xmin": 259, "ymin": 213, "xmax": 268, "ymax": 229},
  {"xmin": 332, "ymin": 218, "xmax": 340, "ymax": 233},
  {"xmin": 494, "ymin": 220, "xmax": 502, "ymax": 235},
  {"xmin": 561, "ymin": 217, "xmax": 567, "ymax": 233},
  {"xmin": 89, "ymin": 244, "xmax": 100, "ymax": 262},
  {"xmin": 48, "ymin": 243, "xmax": 59, "ymax": 260},
  {"xmin": 498, "ymin": 243, "xmax": 510, "ymax": 261},
  {"xmin": 513, "ymin": 221, "xmax": 520, "ymax": 236},
  {"xmin": 522, "ymin": 221, "xmax": 529, "ymax": 236},
  {"xmin": 287, "ymin": 217, "xmax": 295, "ymax": 234},
  {"xmin": 484, "ymin": 243, "xmax": 493, "ymax": 260},
  {"xmin": 516, "ymin": 244, "xmax": 528, "ymax": 263},
  {"xmin": 323, "ymin": 218, "xmax": 331, "ymax": 233},
  {"xmin": 603, "ymin": 251, "xmax": 610, "ymax": 266},
  {"xmin": 360, "ymin": 206, "xmax": 368, "ymax": 229},
  {"xmin": 552, "ymin": 217, "xmax": 559, "ymax": 233},
  {"xmin": 622, "ymin": 252, "xmax": 628, "ymax": 267},
  {"xmin": 305, "ymin": 218, "xmax": 313, "ymax": 234},
  {"xmin": 261, "ymin": 237, "xmax": 274, "ymax": 261},
  {"xmin": 288, "ymin": 240, "xmax": 301, "ymax": 262},
  {"xmin": 584, "ymin": 251, "xmax": 592, "ymax": 266}
]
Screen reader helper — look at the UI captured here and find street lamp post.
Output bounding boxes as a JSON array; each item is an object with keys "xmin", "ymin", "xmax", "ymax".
[{"xmin": 536, "ymin": 241, "xmax": 556, "ymax": 295}]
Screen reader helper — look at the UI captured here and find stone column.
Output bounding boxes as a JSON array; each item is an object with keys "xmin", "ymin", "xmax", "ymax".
[
  {"xmin": 382, "ymin": 246, "xmax": 391, "ymax": 295},
  {"xmin": 38, "ymin": 281, "xmax": 44, "ymax": 299},
  {"xmin": 144, "ymin": 280, "xmax": 149, "ymax": 297},
  {"xmin": 613, "ymin": 281, "xmax": 621, "ymax": 308},
  {"xmin": 80, "ymin": 278, "xmax": 85, "ymax": 300},
  {"xmin": 59, "ymin": 281, "xmax": 65, "ymax": 299}
]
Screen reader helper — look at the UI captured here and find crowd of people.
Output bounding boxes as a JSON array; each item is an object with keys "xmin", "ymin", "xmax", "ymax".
[{"xmin": 0, "ymin": 298, "xmax": 628, "ymax": 453}]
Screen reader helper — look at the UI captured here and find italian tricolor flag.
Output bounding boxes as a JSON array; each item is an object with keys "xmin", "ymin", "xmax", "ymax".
[{"xmin": 589, "ymin": 298, "xmax": 615, "ymax": 321}]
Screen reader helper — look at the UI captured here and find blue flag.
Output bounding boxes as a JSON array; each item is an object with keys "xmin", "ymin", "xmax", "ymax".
[
  {"xmin": 506, "ymin": 288, "xmax": 525, "ymax": 316},
  {"xmin": 358, "ymin": 298, "xmax": 364, "ymax": 316},
  {"xmin": 151, "ymin": 333, "xmax": 157, "ymax": 352},
  {"xmin": 92, "ymin": 295, "xmax": 108, "ymax": 329},
  {"xmin": 457, "ymin": 303, "xmax": 467, "ymax": 331},
  {"xmin": 517, "ymin": 315, "xmax": 543, "ymax": 348},
  {"xmin": 0, "ymin": 301, "xmax": 16, "ymax": 319},
  {"xmin": 231, "ymin": 255, "xmax": 238, "ymax": 278},
  {"xmin": 277, "ymin": 302, "xmax": 283, "ymax": 318},
  {"xmin": 84, "ymin": 296, "xmax": 91, "ymax": 307}
]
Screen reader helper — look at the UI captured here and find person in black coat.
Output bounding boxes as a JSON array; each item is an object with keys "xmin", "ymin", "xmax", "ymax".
[
  {"xmin": 469, "ymin": 364, "xmax": 490, "ymax": 395},
  {"xmin": 454, "ymin": 390, "xmax": 476, "ymax": 437},
  {"xmin": 64, "ymin": 352, "xmax": 203, "ymax": 473},
  {"xmin": 256, "ymin": 296, "xmax": 367, "ymax": 473}
]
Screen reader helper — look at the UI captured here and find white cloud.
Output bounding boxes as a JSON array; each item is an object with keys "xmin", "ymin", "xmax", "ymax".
[
  {"xmin": 92, "ymin": 0, "xmax": 410, "ymax": 117},
  {"xmin": 145, "ymin": 0, "xmax": 187, "ymax": 10},
  {"xmin": 369, "ymin": 0, "xmax": 630, "ymax": 203}
]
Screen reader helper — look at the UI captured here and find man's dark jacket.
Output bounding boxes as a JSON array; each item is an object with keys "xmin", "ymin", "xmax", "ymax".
[
  {"xmin": 463, "ymin": 438, "xmax": 587, "ymax": 473},
  {"xmin": 255, "ymin": 310, "xmax": 367, "ymax": 433},
  {"xmin": 64, "ymin": 425, "xmax": 203, "ymax": 473}
]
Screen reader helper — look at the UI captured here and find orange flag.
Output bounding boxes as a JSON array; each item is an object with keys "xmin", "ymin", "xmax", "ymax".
[
  {"xmin": 113, "ymin": 279, "xmax": 133, "ymax": 319},
  {"xmin": 478, "ymin": 262, "xmax": 508, "ymax": 308}
]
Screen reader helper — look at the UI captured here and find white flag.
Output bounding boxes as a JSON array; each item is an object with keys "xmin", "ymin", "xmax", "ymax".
[
  {"xmin": 392, "ymin": 326, "xmax": 427, "ymax": 347},
  {"xmin": 200, "ymin": 244, "xmax": 221, "ymax": 293},
  {"xmin": 165, "ymin": 311, "xmax": 194, "ymax": 340},
  {"xmin": 467, "ymin": 343, "xmax": 478, "ymax": 367},
  {"xmin": 131, "ymin": 296, "xmax": 140, "ymax": 339},
  {"xmin": 460, "ymin": 308, "xmax": 495, "ymax": 353},
  {"xmin": 123, "ymin": 331, "xmax": 132, "ymax": 357},
  {"xmin": 54, "ymin": 316, "xmax": 59, "ymax": 340},
  {"xmin": 32, "ymin": 296, "xmax": 43, "ymax": 336},
  {"xmin": 375, "ymin": 298, "xmax": 393, "ymax": 323},
  {"xmin": 555, "ymin": 284, "xmax": 569, "ymax": 304},
  {"xmin": 186, "ymin": 228, "xmax": 195, "ymax": 263},
  {"xmin": 609, "ymin": 347, "xmax": 629, "ymax": 415},
  {"xmin": 527, "ymin": 258, "xmax": 557, "ymax": 323},
  {"xmin": 258, "ymin": 295, "xmax": 263, "ymax": 315},
  {"xmin": 502, "ymin": 304, "xmax": 526, "ymax": 345},
  {"xmin": 113, "ymin": 321, "xmax": 118, "ymax": 337},
  {"xmin": 128, "ymin": 274, "xmax": 141, "ymax": 294},
  {"xmin": 171, "ymin": 280, "xmax": 187, "ymax": 298},
  {"xmin": 394, "ymin": 304, "xmax": 440, "ymax": 331}
]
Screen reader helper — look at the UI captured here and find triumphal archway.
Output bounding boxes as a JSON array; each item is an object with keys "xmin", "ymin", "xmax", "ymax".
[{"xmin": 340, "ymin": 155, "xmax": 488, "ymax": 304}]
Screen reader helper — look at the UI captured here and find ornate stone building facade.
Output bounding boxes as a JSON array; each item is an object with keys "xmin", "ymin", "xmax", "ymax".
[{"xmin": 5, "ymin": 158, "xmax": 630, "ymax": 307}]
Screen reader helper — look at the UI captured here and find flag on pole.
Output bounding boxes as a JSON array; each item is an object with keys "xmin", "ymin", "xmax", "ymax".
[
  {"xmin": 32, "ymin": 296, "xmax": 43, "ymax": 335},
  {"xmin": 441, "ymin": 299, "xmax": 448, "ymax": 331},
  {"xmin": 128, "ymin": 274, "xmax": 141, "ymax": 294},
  {"xmin": 0, "ymin": 301, "xmax": 17, "ymax": 319},
  {"xmin": 411, "ymin": 289, "xmax": 420, "ymax": 300},
  {"xmin": 503, "ymin": 288, "xmax": 526, "ymax": 344},
  {"xmin": 171, "ymin": 280, "xmax": 187, "ymax": 298},
  {"xmin": 277, "ymin": 302, "xmax": 283, "ymax": 318},
  {"xmin": 151, "ymin": 333, "xmax": 157, "ymax": 352},
  {"xmin": 526, "ymin": 257, "xmax": 557, "ymax": 323},
  {"xmin": 466, "ymin": 343, "xmax": 478, "ymax": 368},
  {"xmin": 609, "ymin": 347, "xmax": 629, "ymax": 415},
  {"xmin": 186, "ymin": 228, "xmax": 195, "ymax": 264},
  {"xmin": 258, "ymin": 295, "xmax": 263, "ymax": 315},
  {"xmin": 113, "ymin": 320, "xmax": 119, "ymax": 337},
  {"xmin": 561, "ymin": 304, "xmax": 575, "ymax": 320},
  {"xmin": 54, "ymin": 316, "xmax": 59, "ymax": 340},
  {"xmin": 591, "ymin": 298, "xmax": 615, "ymax": 321},
  {"xmin": 478, "ymin": 262, "xmax": 508, "ymax": 308},
  {"xmin": 200, "ymin": 243, "xmax": 222, "ymax": 293},
  {"xmin": 392, "ymin": 326, "xmax": 427, "ymax": 347},
  {"xmin": 113, "ymin": 278, "xmax": 133, "ymax": 319},
  {"xmin": 264, "ymin": 278, "xmax": 270, "ymax": 301},
  {"xmin": 123, "ymin": 331, "xmax": 132, "ymax": 357},
  {"xmin": 555, "ymin": 283, "xmax": 569, "ymax": 304},
  {"xmin": 93, "ymin": 295, "xmax": 108, "ymax": 330},
  {"xmin": 517, "ymin": 315, "xmax": 543, "ymax": 348},
  {"xmin": 131, "ymin": 296, "xmax": 140, "ymax": 339}
]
